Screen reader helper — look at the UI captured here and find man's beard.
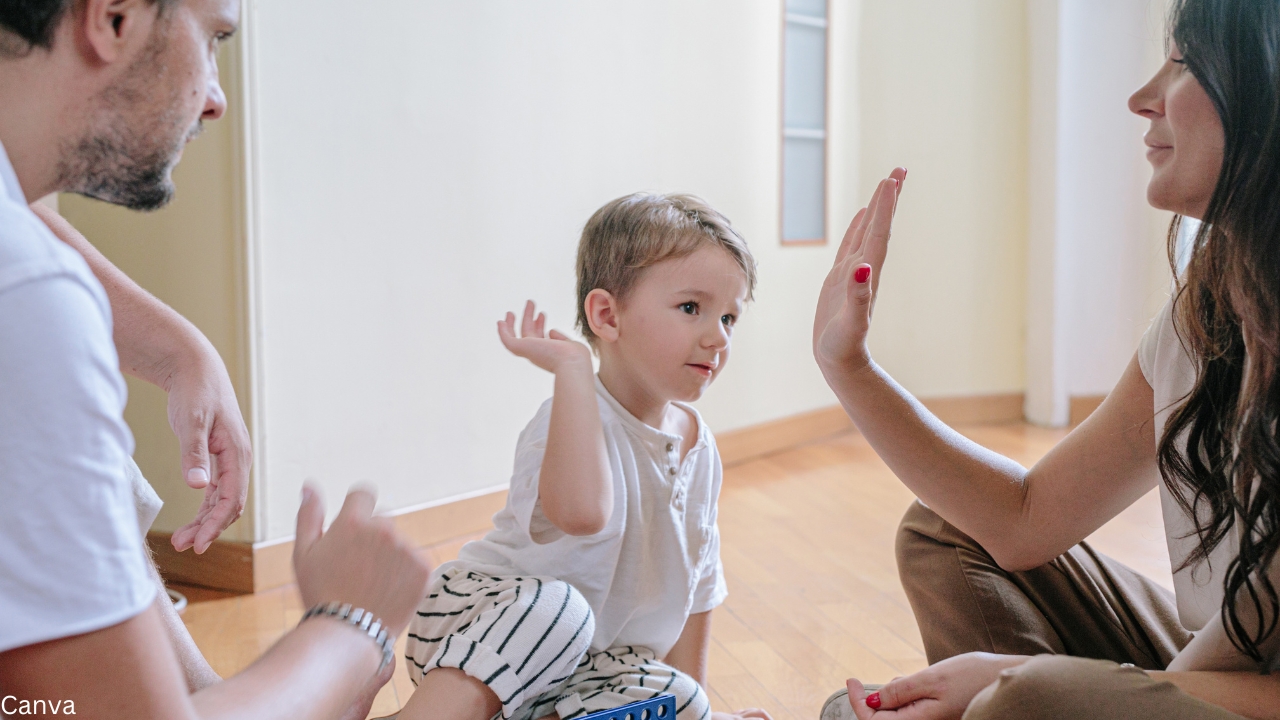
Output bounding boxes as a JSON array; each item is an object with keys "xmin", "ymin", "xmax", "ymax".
[{"xmin": 58, "ymin": 117, "xmax": 200, "ymax": 211}]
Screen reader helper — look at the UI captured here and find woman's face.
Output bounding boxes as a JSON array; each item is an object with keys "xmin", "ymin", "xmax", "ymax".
[{"xmin": 1128, "ymin": 43, "xmax": 1225, "ymax": 219}]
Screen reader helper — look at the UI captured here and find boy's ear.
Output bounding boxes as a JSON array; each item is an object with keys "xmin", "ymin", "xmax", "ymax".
[{"xmin": 584, "ymin": 289, "xmax": 620, "ymax": 344}]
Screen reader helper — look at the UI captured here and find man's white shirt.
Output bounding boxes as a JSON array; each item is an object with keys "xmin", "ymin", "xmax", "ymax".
[{"xmin": 0, "ymin": 142, "xmax": 155, "ymax": 653}]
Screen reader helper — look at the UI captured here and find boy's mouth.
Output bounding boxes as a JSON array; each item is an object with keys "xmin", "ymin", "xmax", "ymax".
[{"xmin": 686, "ymin": 362, "xmax": 716, "ymax": 378}]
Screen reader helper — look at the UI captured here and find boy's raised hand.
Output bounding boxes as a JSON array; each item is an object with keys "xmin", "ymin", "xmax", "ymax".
[{"xmin": 498, "ymin": 300, "xmax": 592, "ymax": 374}]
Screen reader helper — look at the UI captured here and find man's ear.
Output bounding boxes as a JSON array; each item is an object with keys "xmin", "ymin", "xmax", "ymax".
[
  {"xmin": 78, "ymin": 0, "xmax": 160, "ymax": 64},
  {"xmin": 584, "ymin": 289, "xmax": 621, "ymax": 344}
]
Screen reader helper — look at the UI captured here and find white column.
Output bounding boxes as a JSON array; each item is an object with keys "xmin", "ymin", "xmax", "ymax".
[{"xmin": 1025, "ymin": 0, "xmax": 1167, "ymax": 426}]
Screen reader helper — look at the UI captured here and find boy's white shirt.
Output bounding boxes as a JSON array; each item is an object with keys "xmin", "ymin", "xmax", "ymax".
[{"xmin": 438, "ymin": 376, "xmax": 728, "ymax": 658}]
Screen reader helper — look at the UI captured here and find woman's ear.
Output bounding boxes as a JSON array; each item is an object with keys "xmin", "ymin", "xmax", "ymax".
[{"xmin": 585, "ymin": 288, "xmax": 620, "ymax": 344}]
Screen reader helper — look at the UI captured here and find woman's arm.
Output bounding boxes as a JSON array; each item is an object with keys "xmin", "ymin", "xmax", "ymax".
[
  {"xmin": 498, "ymin": 301, "xmax": 612, "ymax": 536},
  {"xmin": 1155, "ymin": 670, "xmax": 1280, "ymax": 720},
  {"xmin": 815, "ymin": 170, "xmax": 1159, "ymax": 569}
]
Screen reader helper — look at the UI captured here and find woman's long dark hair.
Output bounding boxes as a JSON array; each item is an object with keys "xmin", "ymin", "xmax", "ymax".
[{"xmin": 1159, "ymin": 0, "xmax": 1280, "ymax": 664}]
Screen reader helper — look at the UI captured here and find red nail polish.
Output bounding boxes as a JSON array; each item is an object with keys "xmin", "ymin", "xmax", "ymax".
[
  {"xmin": 854, "ymin": 266, "xmax": 871, "ymax": 283},
  {"xmin": 865, "ymin": 692, "xmax": 881, "ymax": 710}
]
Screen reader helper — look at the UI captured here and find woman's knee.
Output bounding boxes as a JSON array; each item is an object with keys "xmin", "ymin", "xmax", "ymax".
[{"xmin": 963, "ymin": 656, "xmax": 1136, "ymax": 720}]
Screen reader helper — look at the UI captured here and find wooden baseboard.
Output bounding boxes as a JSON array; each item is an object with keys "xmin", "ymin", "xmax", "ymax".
[
  {"xmin": 1069, "ymin": 394, "xmax": 1106, "ymax": 426},
  {"xmin": 150, "ymin": 489, "xmax": 512, "ymax": 594},
  {"xmin": 153, "ymin": 392, "xmax": 1026, "ymax": 593},
  {"xmin": 716, "ymin": 392, "xmax": 1025, "ymax": 468},
  {"xmin": 147, "ymin": 532, "xmax": 255, "ymax": 594},
  {"xmin": 717, "ymin": 405, "xmax": 853, "ymax": 467},
  {"xmin": 922, "ymin": 393, "xmax": 1025, "ymax": 426}
]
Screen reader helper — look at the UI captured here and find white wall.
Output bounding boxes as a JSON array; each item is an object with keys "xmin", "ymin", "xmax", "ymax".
[
  {"xmin": 244, "ymin": 1, "xmax": 866, "ymax": 540},
  {"xmin": 1025, "ymin": 0, "xmax": 1174, "ymax": 426}
]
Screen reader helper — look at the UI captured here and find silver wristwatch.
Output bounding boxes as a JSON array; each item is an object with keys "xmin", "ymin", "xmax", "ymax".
[{"xmin": 301, "ymin": 601, "xmax": 395, "ymax": 672}]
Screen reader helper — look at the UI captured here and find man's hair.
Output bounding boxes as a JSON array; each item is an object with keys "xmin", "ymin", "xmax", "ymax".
[
  {"xmin": 0, "ymin": 0, "xmax": 174, "ymax": 53},
  {"xmin": 575, "ymin": 192, "xmax": 757, "ymax": 346}
]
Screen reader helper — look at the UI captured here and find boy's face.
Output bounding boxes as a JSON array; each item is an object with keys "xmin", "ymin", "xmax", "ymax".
[{"xmin": 610, "ymin": 245, "xmax": 750, "ymax": 403}]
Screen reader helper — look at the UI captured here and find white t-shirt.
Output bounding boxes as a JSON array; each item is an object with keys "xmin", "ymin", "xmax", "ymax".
[
  {"xmin": 1138, "ymin": 296, "xmax": 1280, "ymax": 632},
  {"xmin": 0, "ymin": 142, "xmax": 156, "ymax": 653},
  {"xmin": 440, "ymin": 377, "xmax": 728, "ymax": 657}
]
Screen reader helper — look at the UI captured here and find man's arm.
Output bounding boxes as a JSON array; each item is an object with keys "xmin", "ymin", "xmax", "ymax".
[
  {"xmin": 31, "ymin": 203, "xmax": 251, "ymax": 554},
  {"xmin": 0, "ymin": 601, "xmax": 380, "ymax": 720},
  {"xmin": 0, "ymin": 487, "xmax": 431, "ymax": 720}
]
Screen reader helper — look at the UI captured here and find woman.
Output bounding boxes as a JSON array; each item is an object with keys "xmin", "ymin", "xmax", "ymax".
[{"xmin": 813, "ymin": 0, "xmax": 1280, "ymax": 718}]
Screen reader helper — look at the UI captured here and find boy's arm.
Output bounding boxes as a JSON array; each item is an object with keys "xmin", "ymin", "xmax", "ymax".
[
  {"xmin": 498, "ymin": 301, "xmax": 612, "ymax": 536},
  {"xmin": 664, "ymin": 611, "xmax": 711, "ymax": 686},
  {"xmin": 666, "ymin": 612, "xmax": 773, "ymax": 720}
]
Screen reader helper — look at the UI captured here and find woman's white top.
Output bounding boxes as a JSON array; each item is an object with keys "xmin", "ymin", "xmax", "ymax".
[
  {"xmin": 438, "ymin": 377, "xmax": 728, "ymax": 657},
  {"xmin": 0, "ymin": 141, "xmax": 156, "ymax": 653},
  {"xmin": 1139, "ymin": 296, "xmax": 1245, "ymax": 631}
]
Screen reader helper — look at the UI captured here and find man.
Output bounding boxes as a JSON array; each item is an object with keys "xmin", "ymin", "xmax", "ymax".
[{"xmin": 0, "ymin": 1, "xmax": 431, "ymax": 718}]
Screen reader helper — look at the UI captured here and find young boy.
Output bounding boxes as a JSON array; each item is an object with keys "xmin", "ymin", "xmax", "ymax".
[{"xmin": 396, "ymin": 194, "xmax": 766, "ymax": 720}]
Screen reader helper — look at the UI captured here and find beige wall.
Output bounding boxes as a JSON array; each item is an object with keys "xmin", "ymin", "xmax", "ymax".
[
  {"xmin": 59, "ymin": 41, "xmax": 252, "ymax": 541},
  {"xmin": 857, "ymin": 0, "xmax": 1031, "ymax": 399}
]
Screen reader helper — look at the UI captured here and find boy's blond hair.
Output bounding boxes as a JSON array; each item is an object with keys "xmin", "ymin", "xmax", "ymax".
[{"xmin": 575, "ymin": 192, "xmax": 757, "ymax": 347}]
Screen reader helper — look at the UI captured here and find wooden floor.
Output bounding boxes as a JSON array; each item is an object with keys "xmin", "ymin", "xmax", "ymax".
[{"xmin": 177, "ymin": 422, "xmax": 1173, "ymax": 720}]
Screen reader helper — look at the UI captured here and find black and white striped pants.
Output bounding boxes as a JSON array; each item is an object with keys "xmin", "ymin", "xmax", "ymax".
[
  {"xmin": 406, "ymin": 570, "xmax": 596, "ymax": 718},
  {"xmin": 405, "ymin": 570, "xmax": 709, "ymax": 720}
]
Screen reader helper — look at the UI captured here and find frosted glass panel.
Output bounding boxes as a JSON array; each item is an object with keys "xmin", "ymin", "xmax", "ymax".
[
  {"xmin": 786, "ymin": 0, "xmax": 826, "ymax": 19},
  {"xmin": 784, "ymin": 24, "xmax": 826, "ymax": 130},
  {"xmin": 783, "ymin": 137, "xmax": 824, "ymax": 241}
]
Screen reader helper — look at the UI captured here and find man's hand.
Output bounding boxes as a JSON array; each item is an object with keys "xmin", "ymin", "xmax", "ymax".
[
  {"xmin": 293, "ymin": 484, "xmax": 431, "ymax": 636},
  {"xmin": 498, "ymin": 300, "xmax": 593, "ymax": 374},
  {"xmin": 165, "ymin": 342, "xmax": 252, "ymax": 553},
  {"xmin": 844, "ymin": 653, "xmax": 1028, "ymax": 720},
  {"xmin": 30, "ymin": 202, "xmax": 252, "ymax": 553}
]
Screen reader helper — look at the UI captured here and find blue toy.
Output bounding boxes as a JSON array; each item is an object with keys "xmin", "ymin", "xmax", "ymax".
[{"xmin": 579, "ymin": 694, "xmax": 678, "ymax": 720}]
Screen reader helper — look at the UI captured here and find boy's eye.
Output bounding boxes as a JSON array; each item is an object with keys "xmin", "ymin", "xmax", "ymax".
[
  {"xmin": 679, "ymin": 302, "xmax": 698, "ymax": 315},
  {"xmin": 721, "ymin": 314, "xmax": 736, "ymax": 327}
]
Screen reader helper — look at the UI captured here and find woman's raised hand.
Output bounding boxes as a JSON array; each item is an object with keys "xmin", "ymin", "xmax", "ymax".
[
  {"xmin": 498, "ymin": 300, "xmax": 592, "ymax": 374},
  {"xmin": 813, "ymin": 167, "xmax": 907, "ymax": 376}
]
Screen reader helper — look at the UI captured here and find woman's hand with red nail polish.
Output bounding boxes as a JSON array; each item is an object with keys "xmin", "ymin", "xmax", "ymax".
[
  {"xmin": 844, "ymin": 653, "xmax": 1030, "ymax": 720},
  {"xmin": 813, "ymin": 168, "xmax": 907, "ymax": 378}
]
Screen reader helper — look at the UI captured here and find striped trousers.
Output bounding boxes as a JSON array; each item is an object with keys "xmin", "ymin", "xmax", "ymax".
[{"xmin": 405, "ymin": 570, "xmax": 709, "ymax": 720}]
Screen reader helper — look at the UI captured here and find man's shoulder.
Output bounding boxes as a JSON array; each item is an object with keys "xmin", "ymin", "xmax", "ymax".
[{"xmin": 0, "ymin": 199, "xmax": 98, "ymax": 299}]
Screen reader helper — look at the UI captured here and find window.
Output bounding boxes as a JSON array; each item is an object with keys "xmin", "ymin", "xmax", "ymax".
[{"xmin": 781, "ymin": 0, "xmax": 828, "ymax": 244}]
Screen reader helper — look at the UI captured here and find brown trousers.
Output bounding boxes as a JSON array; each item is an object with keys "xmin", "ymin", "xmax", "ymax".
[{"xmin": 896, "ymin": 501, "xmax": 1247, "ymax": 719}]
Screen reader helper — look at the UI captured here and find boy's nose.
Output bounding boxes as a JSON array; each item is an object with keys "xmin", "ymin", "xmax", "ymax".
[{"xmin": 702, "ymin": 323, "xmax": 730, "ymax": 350}]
